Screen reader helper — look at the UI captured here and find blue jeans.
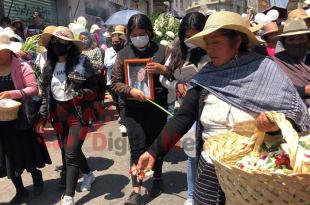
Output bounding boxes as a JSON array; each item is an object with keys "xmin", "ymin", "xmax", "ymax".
[
  {"xmin": 167, "ymin": 102, "xmax": 175, "ymax": 121},
  {"xmin": 187, "ymin": 156, "xmax": 197, "ymax": 199}
]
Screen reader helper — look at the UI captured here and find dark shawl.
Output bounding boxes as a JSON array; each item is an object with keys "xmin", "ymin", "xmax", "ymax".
[
  {"xmin": 273, "ymin": 51, "xmax": 310, "ymax": 106},
  {"xmin": 191, "ymin": 52, "xmax": 310, "ymax": 131}
]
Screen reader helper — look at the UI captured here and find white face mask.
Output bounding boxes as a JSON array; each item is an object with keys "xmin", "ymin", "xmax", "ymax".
[
  {"xmin": 130, "ymin": 35, "xmax": 150, "ymax": 49},
  {"xmin": 184, "ymin": 38, "xmax": 198, "ymax": 49}
]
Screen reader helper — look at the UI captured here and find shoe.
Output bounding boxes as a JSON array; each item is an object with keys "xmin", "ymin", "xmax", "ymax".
[
  {"xmin": 80, "ymin": 172, "xmax": 95, "ymax": 192},
  {"xmin": 9, "ymin": 189, "xmax": 29, "ymax": 205},
  {"xmin": 119, "ymin": 125, "xmax": 127, "ymax": 134},
  {"xmin": 58, "ymin": 171, "xmax": 66, "ymax": 188},
  {"xmin": 184, "ymin": 198, "xmax": 194, "ymax": 205},
  {"xmin": 149, "ymin": 179, "xmax": 163, "ymax": 198},
  {"xmin": 60, "ymin": 195, "xmax": 75, "ymax": 205},
  {"xmin": 124, "ymin": 191, "xmax": 143, "ymax": 205}
]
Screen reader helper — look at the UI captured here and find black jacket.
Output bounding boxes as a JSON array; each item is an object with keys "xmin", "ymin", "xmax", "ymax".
[{"xmin": 38, "ymin": 55, "xmax": 99, "ymax": 125}]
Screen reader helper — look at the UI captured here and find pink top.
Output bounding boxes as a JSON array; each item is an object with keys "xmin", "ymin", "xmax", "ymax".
[
  {"xmin": 8, "ymin": 56, "xmax": 38, "ymax": 99},
  {"xmin": 266, "ymin": 46, "xmax": 276, "ymax": 57}
]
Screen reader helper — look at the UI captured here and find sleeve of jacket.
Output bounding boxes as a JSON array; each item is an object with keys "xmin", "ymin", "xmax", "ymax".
[
  {"xmin": 38, "ymin": 81, "xmax": 48, "ymax": 122},
  {"xmin": 111, "ymin": 54, "xmax": 132, "ymax": 97},
  {"xmin": 9, "ymin": 62, "xmax": 39, "ymax": 99},
  {"xmin": 147, "ymin": 86, "xmax": 202, "ymax": 158},
  {"xmin": 82, "ymin": 57, "xmax": 99, "ymax": 101}
]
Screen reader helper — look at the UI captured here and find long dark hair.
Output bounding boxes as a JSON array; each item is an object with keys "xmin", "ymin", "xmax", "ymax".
[
  {"xmin": 127, "ymin": 14, "xmax": 154, "ymax": 42},
  {"xmin": 168, "ymin": 12, "xmax": 207, "ymax": 77},
  {"xmin": 42, "ymin": 37, "xmax": 81, "ymax": 89}
]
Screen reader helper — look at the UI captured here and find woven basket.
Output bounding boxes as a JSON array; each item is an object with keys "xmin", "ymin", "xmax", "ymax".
[
  {"xmin": 204, "ymin": 112, "xmax": 310, "ymax": 205},
  {"xmin": 0, "ymin": 99, "xmax": 22, "ymax": 121}
]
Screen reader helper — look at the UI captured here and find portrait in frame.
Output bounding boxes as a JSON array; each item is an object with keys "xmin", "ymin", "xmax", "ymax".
[{"xmin": 124, "ymin": 58, "xmax": 154, "ymax": 100}]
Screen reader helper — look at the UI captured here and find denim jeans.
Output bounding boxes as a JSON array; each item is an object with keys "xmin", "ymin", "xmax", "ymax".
[
  {"xmin": 187, "ymin": 156, "xmax": 197, "ymax": 199},
  {"xmin": 167, "ymin": 102, "xmax": 175, "ymax": 121}
]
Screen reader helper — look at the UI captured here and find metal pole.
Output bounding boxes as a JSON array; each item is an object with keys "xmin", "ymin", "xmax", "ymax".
[
  {"xmin": 7, "ymin": 0, "xmax": 14, "ymax": 17},
  {"xmin": 74, "ymin": 0, "xmax": 81, "ymax": 19}
]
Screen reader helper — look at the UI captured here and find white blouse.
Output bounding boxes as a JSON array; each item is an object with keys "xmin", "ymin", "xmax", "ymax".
[{"xmin": 200, "ymin": 94, "xmax": 258, "ymax": 161}]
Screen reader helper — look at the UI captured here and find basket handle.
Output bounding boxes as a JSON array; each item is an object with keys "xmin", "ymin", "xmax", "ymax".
[{"xmin": 250, "ymin": 112, "xmax": 303, "ymax": 172}]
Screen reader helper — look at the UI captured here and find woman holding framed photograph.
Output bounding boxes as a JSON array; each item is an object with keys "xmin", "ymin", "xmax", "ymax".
[{"xmin": 111, "ymin": 14, "xmax": 168, "ymax": 205}]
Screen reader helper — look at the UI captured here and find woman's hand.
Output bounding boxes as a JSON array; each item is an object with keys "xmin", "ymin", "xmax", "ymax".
[
  {"xmin": 130, "ymin": 88, "xmax": 147, "ymax": 102},
  {"xmin": 145, "ymin": 62, "xmax": 166, "ymax": 74},
  {"xmin": 0, "ymin": 91, "xmax": 11, "ymax": 99},
  {"xmin": 34, "ymin": 120, "xmax": 45, "ymax": 134},
  {"xmin": 134, "ymin": 151, "xmax": 156, "ymax": 181},
  {"xmin": 176, "ymin": 83, "xmax": 188, "ymax": 98},
  {"xmin": 256, "ymin": 113, "xmax": 279, "ymax": 132}
]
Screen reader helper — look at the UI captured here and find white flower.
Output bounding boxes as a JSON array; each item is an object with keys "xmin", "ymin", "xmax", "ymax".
[
  {"xmin": 166, "ymin": 31, "xmax": 175, "ymax": 39},
  {"xmin": 155, "ymin": 30, "xmax": 162, "ymax": 37},
  {"xmin": 160, "ymin": 40, "xmax": 169, "ymax": 47}
]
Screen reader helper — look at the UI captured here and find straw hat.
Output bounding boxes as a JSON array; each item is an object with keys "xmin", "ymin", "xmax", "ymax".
[
  {"xmin": 288, "ymin": 9, "xmax": 310, "ymax": 20},
  {"xmin": 38, "ymin": 25, "xmax": 57, "ymax": 46},
  {"xmin": 39, "ymin": 26, "xmax": 84, "ymax": 49},
  {"xmin": 262, "ymin": 22, "xmax": 279, "ymax": 37},
  {"xmin": 0, "ymin": 30, "xmax": 22, "ymax": 53},
  {"xmin": 90, "ymin": 24, "xmax": 101, "ymax": 34},
  {"xmin": 242, "ymin": 16, "xmax": 263, "ymax": 33},
  {"xmin": 274, "ymin": 18, "xmax": 310, "ymax": 38},
  {"xmin": 112, "ymin": 25, "xmax": 125, "ymax": 35},
  {"xmin": 187, "ymin": 11, "xmax": 261, "ymax": 50}
]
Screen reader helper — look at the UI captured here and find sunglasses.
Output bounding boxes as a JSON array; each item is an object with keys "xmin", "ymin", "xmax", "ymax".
[{"xmin": 51, "ymin": 38, "xmax": 70, "ymax": 45}]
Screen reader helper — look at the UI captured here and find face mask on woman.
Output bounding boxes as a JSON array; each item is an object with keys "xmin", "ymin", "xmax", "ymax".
[
  {"xmin": 112, "ymin": 43, "xmax": 123, "ymax": 52},
  {"xmin": 184, "ymin": 38, "xmax": 198, "ymax": 50},
  {"xmin": 284, "ymin": 43, "xmax": 309, "ymax": 59},
  {"xmin": 52, "ymin": 42, "xmax": 69, "ymax": 56},
  {"xmin": 82, "ymin": 38, "xmax": 92, "ymax": 49},
  {"xmin": 130, "ymin": 35, "xmax": 149, "ymax": 49}
]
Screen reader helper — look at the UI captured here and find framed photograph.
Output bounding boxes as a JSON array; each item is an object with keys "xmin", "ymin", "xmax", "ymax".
[{"xmin": 124, "ymin": 58, "xmax": 154, "ymax": 100}]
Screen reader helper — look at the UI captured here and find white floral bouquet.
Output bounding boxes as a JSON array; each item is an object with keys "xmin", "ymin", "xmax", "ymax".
[{"xmin": 152, "ymin": 13, "xmax": 180, "ymax": 48}]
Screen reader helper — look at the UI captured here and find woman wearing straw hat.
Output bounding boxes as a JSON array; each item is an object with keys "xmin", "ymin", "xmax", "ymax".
[
  {"xmin": 35, "ymin": 26, "xmax": 99, "ymax": 205},
  {"xmin": 0, "ymin": 30, "xmax": 51, "ymax": 204},
  {"xmin": 135, "ymin": 11, "xmax": 310, "ymax": 205},
  {"xmin": 105, "ymin": 25, "xmax": 127, "ymax": 134},
  {"xmin": 272, "ymin": 18, "xmax": 310, "ymax": 111}
]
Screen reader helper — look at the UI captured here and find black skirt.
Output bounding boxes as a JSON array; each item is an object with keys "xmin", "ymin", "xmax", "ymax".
[
  {"xmin": 194, "ymin": 156, "xmax": 226, "ymax": 205},
  {"xmin": 0, "ymin": 121, "xmax": 52, "ymax": 178}
]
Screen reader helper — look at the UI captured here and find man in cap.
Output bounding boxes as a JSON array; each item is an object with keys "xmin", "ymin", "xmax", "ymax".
[{"xmin": 25, "ymin": 11, "xmax": 46, "ymax": 38}]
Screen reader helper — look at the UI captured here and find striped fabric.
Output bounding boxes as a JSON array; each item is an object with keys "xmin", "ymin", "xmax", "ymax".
[
  {"xmin": 191, "ymin": 52, "xmax": 310, "ymax": 132},
  {"xmin": 194, "ymin": 156, "xmax": 226, "ymax": 205}
]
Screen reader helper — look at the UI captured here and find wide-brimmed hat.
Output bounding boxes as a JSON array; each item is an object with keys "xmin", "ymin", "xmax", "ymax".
[
  {"xmin": 39, "ymin": 26, "xmax": 84, "ymax": 49},
  {"xmin": 90, "ymin": 24, "xmax": 101, "ymax": 34},
  {"xmin": 0, "ymin": 30, "xmax": 22, "ymax": 53},
  {"xmin": 262, "ymin": 22, "xmax": 279, "ymax": 37},
  {"xmin": 288, "ymin": 9, "xmax": 310, "ymax": 20},
  {"xmin": 38, "ymin": 25, "xmax": 57, "ymax": 46},
  {"xmin": 274, "ymin": 18, "xmax": 310, "ymax": 38},
  {"xmin": 187, "ymin": 11, "xmax": 261, "ymax": 50},
  {"xmin": 112, "ymin": 25, "xmax": 125, "ymax": 35},
  {"xmin": 242, "ymin": 16, "xmax": 263, "ymax": 33}
]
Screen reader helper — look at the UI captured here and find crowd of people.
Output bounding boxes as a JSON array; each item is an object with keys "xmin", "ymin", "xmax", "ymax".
[{"xmin": 0, "ymin": 6, "xmax": 310, "ymax": 205}]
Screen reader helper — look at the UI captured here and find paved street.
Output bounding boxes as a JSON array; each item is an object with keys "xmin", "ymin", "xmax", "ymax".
[{"xmin": 0, "ymin": 105, "xmax": 188, "ymax": 205}]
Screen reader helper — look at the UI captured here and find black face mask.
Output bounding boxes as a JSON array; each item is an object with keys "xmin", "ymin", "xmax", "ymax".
[
  {"xmin": 284, "ymin": 43, "xmax": 309, "ymax": 59},
  {"xmin": 52, "ymin": 42, "xmax": 69, "ymax": 56},
  {"xmin": 112, "ymin": 43, "xmax": 122, "ymax": 52}
]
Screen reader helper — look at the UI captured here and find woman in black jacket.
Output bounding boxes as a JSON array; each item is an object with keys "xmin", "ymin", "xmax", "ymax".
[
  {"xmin": 111, "ymin": 14, "xmax": 168, "ymax": 205},
  {"xmin": 35, "ymin": 26, "xmax": 99, "ymax": 205}
]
